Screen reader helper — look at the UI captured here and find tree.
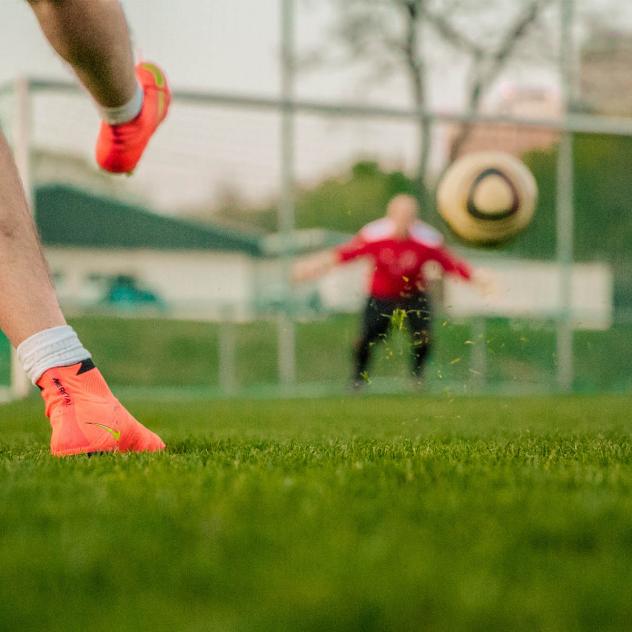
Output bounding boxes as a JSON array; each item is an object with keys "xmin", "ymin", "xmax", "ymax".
[
  {"xmin": 324, "ymin": 0, "xmax": 555, "ymax": 213},
  {"xmin": 520, "ymin": 134, "xmax": 632, "ymax": 263},
  {"xmin": 196, "ymin": 160, "xmax": 416, "ymax": 234},
  {"xmin": 295, "ymin": 160, "xmax": 417, "ymax": 232}
]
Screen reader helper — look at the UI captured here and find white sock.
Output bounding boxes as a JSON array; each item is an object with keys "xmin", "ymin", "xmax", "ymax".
[
  {"xmin": 17, "ymin": 325, "xmax": 91, "ymax": 384},
  {"xmin": 98, "ymin": 82, "xmax": 144, "ymax": 125}
]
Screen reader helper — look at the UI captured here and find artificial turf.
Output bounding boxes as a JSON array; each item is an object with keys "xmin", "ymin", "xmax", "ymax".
[{"xmin": 1, "ymin": 394, "xmax": 632, "ymax": 630}]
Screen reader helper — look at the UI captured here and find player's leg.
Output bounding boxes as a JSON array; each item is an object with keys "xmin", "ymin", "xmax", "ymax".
[
  {"xmin": 26, "ymin": 0, "xmax": 136, "ymax": 108},
  {"xmin": 0, "ymin": 132, "xmax": 66, "ymax": 346},
  {"xmin": 0, "ymin": 131, "xmax": 164, "ymax": 455},
  {"xmin": 26, "ymin": 0, "xmax": 171, "ymax": 173},
  {"xmin": 406, "ymin": 292, "xmax": 433, "ymax": 380},
  {"xmin": 352, "ymin": 298, "xmax": 392, "ymax": 385}
]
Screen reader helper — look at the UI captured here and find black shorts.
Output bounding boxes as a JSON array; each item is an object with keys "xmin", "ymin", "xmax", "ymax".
[{"xmin": 361, "ymin": 292, "xmax": 432, "ymax": 341}]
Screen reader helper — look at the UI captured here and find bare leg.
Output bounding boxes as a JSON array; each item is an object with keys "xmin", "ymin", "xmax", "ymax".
[
  {"xmin": 0, "ymin": 133, "xmax": 65, "ymax": 346},
  {"xmin": 26, "ymin": 0, "xmax": 136, "ymax": 107}
]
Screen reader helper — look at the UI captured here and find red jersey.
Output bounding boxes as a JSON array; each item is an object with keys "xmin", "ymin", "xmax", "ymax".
[{"xmin": 335, "ymin": 218, "xmax": 471, "ymax": 299}]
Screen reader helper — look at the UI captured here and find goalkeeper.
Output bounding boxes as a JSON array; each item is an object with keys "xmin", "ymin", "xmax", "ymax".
[{"xmin": 294, "ymin": 195, "xmax": 491, "ymax": 386}]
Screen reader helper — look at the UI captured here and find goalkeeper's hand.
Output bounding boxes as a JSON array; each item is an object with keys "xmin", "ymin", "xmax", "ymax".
[
  {"xmin": 292, "ymin": 250, "xmax": 337, "ymax": 283},
  {"xmin": 471, "ymin": 267, "xmax": 500, "ymax": 298}
]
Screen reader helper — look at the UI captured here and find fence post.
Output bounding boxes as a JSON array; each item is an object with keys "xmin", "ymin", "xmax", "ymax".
[
  {"xmin": 277, "ymin": 0, "xmax": 297, "ymax": 388},
  {"xmin": 470, "ymin": 317, "xmax": 487, "ymax": 391},
  {"xmin": 218, "ymin": 307, "xmax": 237, "ymax": 395},
  {"xmin": 556, "ymin": 0, "xmax": 576, "ymax": 392}
]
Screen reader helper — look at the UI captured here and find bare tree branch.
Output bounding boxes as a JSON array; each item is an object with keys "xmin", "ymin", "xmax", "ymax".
[
  {"xmin": 420, "ymin": 5, "xmax": 485, "ymax": 58},
  {"xmin": 319, "ymin": 0, "xmax": 556, "ymax": 200},
  {"xmin": 449, "ymin": 0, "xmax": 555, "ymax": 160}
]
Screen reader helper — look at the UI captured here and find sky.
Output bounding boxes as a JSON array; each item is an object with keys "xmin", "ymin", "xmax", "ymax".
[{"xmin": 0, "ymin": 0, "xmax": 628, "ymax": 215}]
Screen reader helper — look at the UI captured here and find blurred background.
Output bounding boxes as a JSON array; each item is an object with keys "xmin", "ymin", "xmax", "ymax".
[{"xmin": 0, "ymin": 0, "xmax": 630, "ymax": 398}]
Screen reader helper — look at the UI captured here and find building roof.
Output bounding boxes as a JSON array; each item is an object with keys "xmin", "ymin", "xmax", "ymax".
[
  {"xmin": 35, "ymin": 184, "xmax": 263, "ymax": 256},
  {"xmin": 36, "ymin": 184, "xmax": 353, "ymax": 258}
]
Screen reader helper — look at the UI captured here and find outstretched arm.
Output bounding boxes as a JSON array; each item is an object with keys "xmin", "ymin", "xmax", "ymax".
[
  {"xmin": 292, "ymin": 250, "xmax": 338, "ymax": 283},
  {"xmin": 431, "ymin": 246, "xmax": 472, "ymax": 281},
  {"xmin": 293, "ymin": 235, "xmax": 373, "ymax": 283},
  {"xmin": 430, "ymin": 246, "xmax": 497, "ymax": 297}
]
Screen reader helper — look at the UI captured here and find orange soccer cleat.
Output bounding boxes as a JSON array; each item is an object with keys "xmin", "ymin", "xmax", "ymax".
[
  {"xmin": 37, "ymin": 360, "xmax": 166, "ymax": 457},
  {"xmin": 96, "ymin": 62, "xmax": 171, "ymax": 174}
]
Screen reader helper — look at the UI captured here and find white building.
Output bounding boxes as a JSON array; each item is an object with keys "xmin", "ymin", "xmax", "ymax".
[
  {"xmin": 38, "ymin": 184, "xmax": 267, "ymax": 320},
  {"xmin": 37, "ymin": 184, "xmax": 337, "ymax": 321}
]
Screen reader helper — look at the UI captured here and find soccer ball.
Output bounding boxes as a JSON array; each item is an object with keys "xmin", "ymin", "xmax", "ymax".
[{"xmin": 436, "ymin": 151, "xmax": 538, "ymax": 245}]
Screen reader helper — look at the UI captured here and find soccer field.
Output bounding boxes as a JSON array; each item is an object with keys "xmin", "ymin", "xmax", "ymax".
[{"xmin": 2, "ymin": 394, "xmax": 632, "ymax": 631}]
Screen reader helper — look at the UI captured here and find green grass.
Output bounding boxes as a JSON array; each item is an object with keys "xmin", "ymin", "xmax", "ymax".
[
  {"xmin": 63, "ymin": 314, "xmax": 632, "ymax": 394},
  {"xmin": 2, "ymin": 394, "xmax": 632, "ymax": 630},
  {"xmin": 1, "ymin": 313, "xmax": 627, "ymax": 392}
]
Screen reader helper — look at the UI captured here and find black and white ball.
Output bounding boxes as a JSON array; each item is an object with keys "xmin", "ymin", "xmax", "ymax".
[{"xmin": 437, "ymin": 151, "xmax": 537, "ymax": 245}]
